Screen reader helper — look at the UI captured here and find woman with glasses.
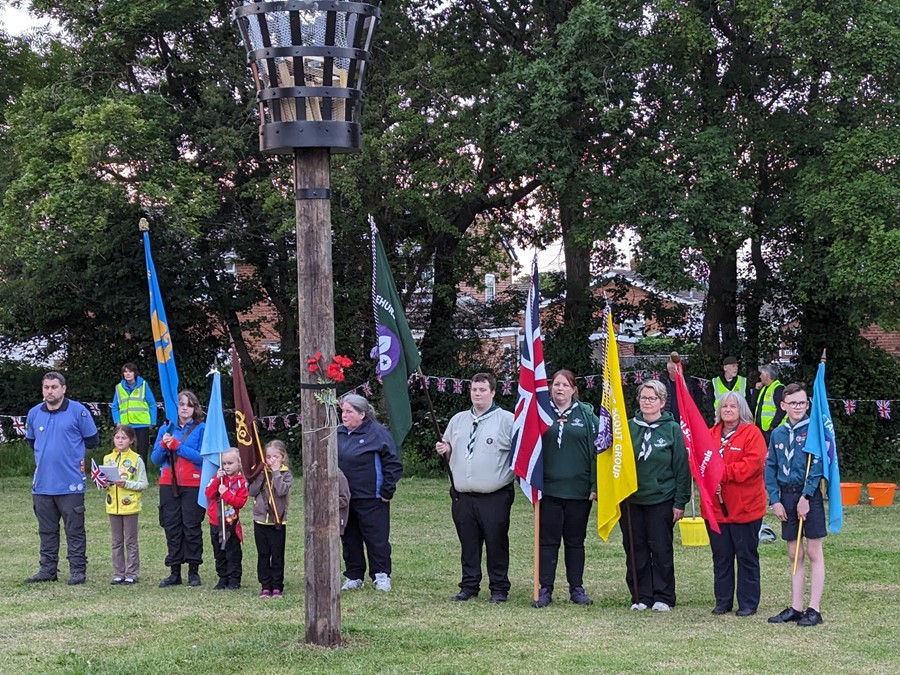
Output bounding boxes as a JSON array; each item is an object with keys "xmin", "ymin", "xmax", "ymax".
[
  {"xmin": 705, "ymin": 391, "xmax": 767, "ymax": 617},
  {"xmin": 624, "ymin": 379, "xmax": 691, "ymax": 612}
]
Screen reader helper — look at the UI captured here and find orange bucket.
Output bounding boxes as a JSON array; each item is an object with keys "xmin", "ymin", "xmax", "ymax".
[
  {"xmin": 867, "ymin": 483, "xmax": 897, "ymax": 507},
  {"xmin": 840, "ymin": 482, "xmax": 862, "ymax": 506}
]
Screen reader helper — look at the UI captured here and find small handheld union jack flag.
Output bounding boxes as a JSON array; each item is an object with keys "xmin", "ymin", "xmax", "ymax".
[{"xmin": 90, "ymin": 459, "xmax": 109, "ymax": 490}]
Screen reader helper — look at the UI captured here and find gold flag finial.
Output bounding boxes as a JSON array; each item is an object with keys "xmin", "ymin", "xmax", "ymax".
[{"xmin": 138, "ymin": 217, "xmax": 149, "ymax": 232}]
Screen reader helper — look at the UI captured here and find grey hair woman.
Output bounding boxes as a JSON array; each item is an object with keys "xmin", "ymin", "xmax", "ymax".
[{"xmin": 714, "ymin": 391, "xmax": 754, "ymax": 427}]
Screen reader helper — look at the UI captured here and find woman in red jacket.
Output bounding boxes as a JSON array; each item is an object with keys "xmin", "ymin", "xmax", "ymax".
[{"xmin": 705, "ymin": 391, "xmax": 768, "ymax": 617}]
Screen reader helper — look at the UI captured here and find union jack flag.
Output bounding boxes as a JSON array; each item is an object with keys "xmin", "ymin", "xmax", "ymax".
[
  {"xmin": 633, "ymin": 370, "xmax": 644, "ymax": 385},
  {"xmin": 265, "ymin": 416, "xmax": 276, "ymax": 431},
  {"xmin": 86, "ymin": 402, "xmax": 101, "ymax": 417},
  {"xmin": 12, "ymin": 416, "xmax": 26, "ymax": 436},
  {"xmin": 584, "ymin": 375, "xmax": 595, "ymax": 389},
  {"xmin": 0, "ymin": 424, "xmax": 6, "ymax": 443},
  {"xmin": 501, "ymin": 379, "xmax": 513, "ymax": 395},
  {"xmin": 876, "ymin": 400, "xmax": 891, "ymax": 420},
  {"xmin": 843, "ymin": 399, "xmax": 856, "ymax": 416},
  {"xmin": 361, "ymin": 381, "xmax": 372, "ymax": 396},
  {"xmin": 437, "ymin": 377, "xmax": 447, "ymax": 392},
  {"xmin": 510, "ymin": 260, "xmax": 554, "ymax": 504},
  {"xmin": 90, "ymin": 459, "xmax": 109, "ymax": 490},
  {"xmin": 283, "ymin": 415, "xmax": 292, "ymax": 429},
  {"xmin": 697, "ymin": 378, "xmax": 709, "ymax": 394},
  {"xmin": 621, "ymin": 372, "xmax": 629, "ymax": 386},
  {"xmin": 650, "ymin": 370, "xmax": 660, "ymax": 380},
  {"xmin": 452, "ymin": 379, "xmax": 463, "ymax": 394}
]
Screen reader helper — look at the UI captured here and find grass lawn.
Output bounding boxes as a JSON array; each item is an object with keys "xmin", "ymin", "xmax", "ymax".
[{"xmin": 0, "ymin": 475, "xmax": 897, "ymax": 674}]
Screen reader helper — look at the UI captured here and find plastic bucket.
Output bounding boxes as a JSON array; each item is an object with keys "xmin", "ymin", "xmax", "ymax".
[
  {"xmin": 867, "ymin": 483, "xmax": 897, "ymax": 507},
  {"xmin": 678, "ymin": 517, "xmax": 709, "ymax": 547},
  {"xmin": 840, "ymin": 482, "xmax": 862, "ymax": 506}
]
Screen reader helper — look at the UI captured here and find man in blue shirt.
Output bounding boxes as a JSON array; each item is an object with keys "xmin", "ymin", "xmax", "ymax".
[{"xmin": 24, "ymin": 372, "xmax": 100, "ymax": 585}]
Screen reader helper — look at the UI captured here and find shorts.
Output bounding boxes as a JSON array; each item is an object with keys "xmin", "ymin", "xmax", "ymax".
[{"xmin": 780, "ymin": 489, "xmax": 827, "ymax": 541}]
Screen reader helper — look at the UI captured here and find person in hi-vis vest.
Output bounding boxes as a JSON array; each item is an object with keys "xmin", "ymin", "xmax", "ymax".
[
  {"xmin": 710, "ymin": 356, "xmax": 748, "ymax": 414},
  {"xmin": 753, "ymin": 364, "xmax": 785, "ymax": 442},
  {"xmin": 111, "ymin": 363, "xmax": 158, "ymax": 466}
]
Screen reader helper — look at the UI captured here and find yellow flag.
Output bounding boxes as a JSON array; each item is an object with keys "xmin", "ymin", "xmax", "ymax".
[{"xmin": 596, "ymin": 310, "xmax": 638, "ymax": 541}]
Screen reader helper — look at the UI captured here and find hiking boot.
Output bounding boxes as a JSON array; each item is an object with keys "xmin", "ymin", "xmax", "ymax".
[
  {"xmin": 159, "ymin": 565, "xmax": 182, "ymax": 587},
  {"xmin": 768, "ymin": 606, "xmax": 803, "ymax": 623},
  {"xmin": 341, "ymin": 577, "xmax": 364, "ymax": 591},
  {"xmin": 651, "ymin": 602, "xmax": 671, "ymax": 612},
  {"xmin": 67, "ymin": 574, "xmax": 86, "ymax": 586},
  {"xmin": 450, "ymin": 590, "xmax": 478, "ymax": 602},
  {"xmin": 797, "ymin": 607, "xmax": 823, "ymax": 627},
  {"xmin": 569, "ymin": 586, "xmax": 593, "ymax": 606},
  {"xmin": 534, "ymin": 586, "xmax": 552, "ymax": 608},
  {"xmin": 187, "ymin": 564, "xmax": 201, "ymax": 587},
  {"xmin": 24, "ymin": 572, "xmax": 58, "ymax": 583},
  {"xmin": 374, "ymin": 572, "xmax": 392, "ymax": 591},
  {"xmin": 214, "ymin": 578, "xmax": 227, "ymax": 590},
  {"xmin": 490, "ymin": 592, "xmax": 508, "ymax": 604}
]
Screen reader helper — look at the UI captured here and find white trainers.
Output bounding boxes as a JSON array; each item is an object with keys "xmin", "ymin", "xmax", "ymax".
[
  {"xmin": 341, "ymin": 577, "xmax": 364, "ymax": 591},
  {"xmin": 373, "ymin": 572, "xmax": 391, "ymax": 592},
  {"xmin": 651, "ymin": 601, "xmax": 672, "ymax": 612},
  {"xmin": 631, "ymin": 602, "xmax": 648, "ymax": 611}
]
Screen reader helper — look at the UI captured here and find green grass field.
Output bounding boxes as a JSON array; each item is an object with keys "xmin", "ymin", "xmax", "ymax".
[{"xmin": 0, "ymin": 475, "xmax": 896, "ymax": 674}]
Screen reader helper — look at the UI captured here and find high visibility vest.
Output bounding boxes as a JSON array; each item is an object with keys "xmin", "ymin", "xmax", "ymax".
[
  {"xmin": 755, "ymin": 379, "xmax": 783, "ymax": 431},
  {"xmin": 712, "ymin": 376, "xmax": 747, "ymax": 412},
  {"xmin": 116, "ymin": 382, "xmax": 151, "ymax": 425}
]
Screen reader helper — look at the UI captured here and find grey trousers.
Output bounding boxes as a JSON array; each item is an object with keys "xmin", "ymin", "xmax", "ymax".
[
  {"xmin": 33, "ymin": 493, "xmax": 87, "ymax": 576},
  {"xmin": 110, "ymin": 514, "xmax": 140, "ymax": 579}
]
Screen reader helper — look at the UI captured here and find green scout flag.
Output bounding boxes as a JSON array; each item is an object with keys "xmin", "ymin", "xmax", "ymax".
[{"xmin": 370, "ymin": 217, "xmax": 421, "ymax": 454}]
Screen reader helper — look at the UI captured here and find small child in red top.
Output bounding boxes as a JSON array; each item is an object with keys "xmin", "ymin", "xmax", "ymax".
[{"xmin": 204, "ymin": 448, "xmax": 248, "ymax": 590}]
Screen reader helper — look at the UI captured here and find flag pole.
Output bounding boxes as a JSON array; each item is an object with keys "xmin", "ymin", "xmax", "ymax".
[
  {"xmin": 625, "ymin": 502, "xmax": 640, "ymax": 604},
  {"xmin": 219, "ymin": 451, "xmax": 228, "ymax": 551},
  {"xmin": 416, "ymin": 366, "xmax": 457, "ymax": 498},
  {"xmin": 532, "ymin": 496, "xmax": 541, "ymax": 606}
]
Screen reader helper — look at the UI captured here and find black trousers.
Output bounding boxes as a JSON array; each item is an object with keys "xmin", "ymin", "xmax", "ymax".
[
  {"xmin": 133, "ymin": 427, "xmax": 150, "ymax": 467},
  {"xmin": 538, "ymin": 495, "xmax": 593, "ymax": 591},
  {"xmin": 158, "ymin": 485, "xmax": 205, "ymax": 567},
  {"xmin": 342, "ymin": 498, "xmax": 391, "ymax": 580},
  {"xmin": 255, "ymin": 522, "xmax": 287, "ymax": 591},
  {"xmin": 452, "ymin": 483, "xmax": 514, "ymax": 595},
  {"xmin": 621, "ymin": 500, "xmax": 677, "ymax": 606},
  {"xmin": 33, "ymin": 493, "xmax": 87, "ymax": 576},
  {"xmin": 210, "ymin": 523, "xmax": 242, "ymax": 585},
  {"xmin": 707, "ymin": 518, "xmax": 762, "ymax": 612}
]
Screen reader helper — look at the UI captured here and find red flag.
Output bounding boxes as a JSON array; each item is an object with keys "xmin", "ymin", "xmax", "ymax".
[
  {"xmin": 231, "ymin": 346, "xmax": 265, "ymax": 482},
  {"xmin": 674, "ymin": 363, "xmax": 725, "ymax": 533}
]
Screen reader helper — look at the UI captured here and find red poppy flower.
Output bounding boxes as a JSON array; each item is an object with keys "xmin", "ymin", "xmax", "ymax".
[{"xmin": 325, "ymin": 363, "xmax": 345, "ymax": 382}]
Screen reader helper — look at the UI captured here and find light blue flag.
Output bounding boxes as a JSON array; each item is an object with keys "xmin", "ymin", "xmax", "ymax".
[
  {"xmin": 143, "ymin": 230, "xmax": 180, "ymax": 428},
  {"xmin": 198, "ymin": 372, "xmax": 231, "ymax": 509},
  {"xmin": 805, "ymin": 362, "xmax": 843, "ymax": 534}
]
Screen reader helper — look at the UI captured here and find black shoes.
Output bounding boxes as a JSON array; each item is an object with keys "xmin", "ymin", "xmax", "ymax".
[
  {"xmin": 188, "ymin": 573, "xmax": 202, "ymax": 587},
  {"xmin": 798, "ymin": 607, "xmax": 824, "ymax": 627},
  {"xmin": 450, "ymin": 590, "xmax": 478, "ymax": 602},
  {"xmin": 711, "ymin": 605, "xmax": 732, "ymax": 615},
  {"xmin": 490, "ymin": 592, "xmax": 508, "ymax": 604},
  {"xmin": 214, "ymin": 578, "xmax": 228, "ymax": 590},
  {"xmin": 534, "ymin": 587, "xmax": 552, "ymax": 608},
  {"xmin": 67, "ymin": 574, "xmax": 86, "ymax": 586},
  {"xmin": 159, "ymin": 573, "xmax": 182, "ymax": 587},
  {"xmin": 569, "ymin": 586, "xmax": 593, "ymax": 606},
  {"xmin": 736, "ymin": 608, "xmax": 756, "ymax": 617},
  {"xmin": 768, "ymin": 606, "xmax": 803, "ymax": 623},
  {"xmin": 24, "ymin": 572, "xmax": 58, "ymax": 583}
]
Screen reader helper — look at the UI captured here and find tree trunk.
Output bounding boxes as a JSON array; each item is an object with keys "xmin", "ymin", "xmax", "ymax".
[
  {"xmin": 419, "ymin": 232, "xmax": 462, "ymax": 371},
  {"xmin": 701, "ymin": 248, "xmax": 738, "ymax": 357},
  {"xmin": 556, "ymin": 200, "xmax": 594, "ymax": 374},
  {"xmin": 294, "ymin": 149, "xmax": 341, "ymax": 647}
]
